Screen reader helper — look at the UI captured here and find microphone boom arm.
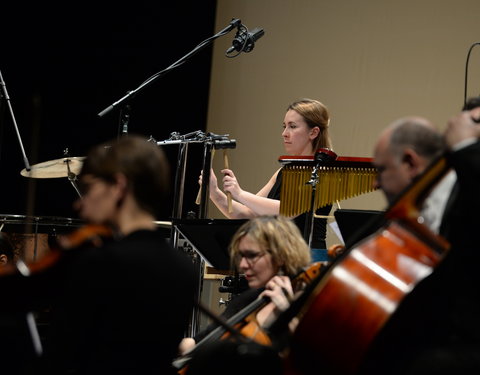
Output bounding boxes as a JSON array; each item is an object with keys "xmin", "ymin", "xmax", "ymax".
[{"xmin": 97, "ymin": 18, "xmax": 242, "ymax": 118}]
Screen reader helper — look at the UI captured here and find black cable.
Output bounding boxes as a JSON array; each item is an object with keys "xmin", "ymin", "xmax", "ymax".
[
  {"xmin": 225, "ymin": 24, "xmax": 249, "ymax": 59},
  {"xmin": 463, "ymin": 42, "xmax": 480, "ymax": 109}
]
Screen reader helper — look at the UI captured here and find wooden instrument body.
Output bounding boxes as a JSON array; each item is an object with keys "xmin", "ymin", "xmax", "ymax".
[
  {"xmin": 285, "ymin": 157, "xmax": 451, "ymax": 375},
  {"xmin": 288, "ymin": 219, "xmax": 448, "ymax": 374}
]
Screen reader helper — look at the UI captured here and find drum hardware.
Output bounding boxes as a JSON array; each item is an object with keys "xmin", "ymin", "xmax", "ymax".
[
  {"xmin": 20, "ymin": 155, "xmax": 85, "ymax": 179},
  {"xmin": 20, "ymin": 148, "xmax": 85, "ymax": 198},
  {"xmin": 219, "ymin": 274, "xmax": 249, "ymax": 296},
  {"xmin": 217, "ymin": 274, "xmax": 249, "ymax": 308},
  {"xmin": 0, "ymin": 214, "xmax": 84, "ymax": 263},
  {"xmin": 64, "ymin": 148, "xmax": 83, "ymax": 198},
  {"xmin": 0, "ymin": 69, "xmax": 32, "ymax": 173}
]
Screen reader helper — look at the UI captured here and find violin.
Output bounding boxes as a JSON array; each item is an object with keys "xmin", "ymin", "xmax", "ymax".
[
  {"xmin": 0, "ymin": 222, "xmax": 113, "ymax": 354},
  {"xmin": 0, "ymin": 224, "xmax": 112, "ymax": 284},
  {"xmin": 173, "ymin": 261, "xmax": 324, "ymax": 374}
]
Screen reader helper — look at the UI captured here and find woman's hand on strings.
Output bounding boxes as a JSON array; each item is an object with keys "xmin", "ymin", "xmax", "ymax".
[{"xmin": 261, "ymin": 275, "xmax": 294, "ymax": 313}]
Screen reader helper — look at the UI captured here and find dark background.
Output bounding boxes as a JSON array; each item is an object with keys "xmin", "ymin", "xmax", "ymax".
[{"xmin": 0, "ymin": 2, "xmax": 218, "ymax": 222}]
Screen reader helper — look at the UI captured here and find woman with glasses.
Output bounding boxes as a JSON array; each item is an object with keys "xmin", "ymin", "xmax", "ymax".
[{"xmin": 178, "ymin": 215, "xmax": 311, "ymax": 356}]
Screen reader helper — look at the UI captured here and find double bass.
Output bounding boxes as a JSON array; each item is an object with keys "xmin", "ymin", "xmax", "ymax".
[{"xmin": 270, "ymin": 156, "xmax": 452, "ymax": 375}]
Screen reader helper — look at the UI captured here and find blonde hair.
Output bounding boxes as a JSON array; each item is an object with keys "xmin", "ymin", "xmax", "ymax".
[
  {"xmin": 287, "ymin": 98, "xmax": 332, "ymax": 151},
  {"xmin": 229, "ymin": 216, "xmax": 311, "ymax": 277}
]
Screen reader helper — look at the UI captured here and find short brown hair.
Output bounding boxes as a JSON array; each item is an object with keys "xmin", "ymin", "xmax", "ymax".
[{"xmin": 80, "ymin": 135, "xmax": 170, "ymax": 218}]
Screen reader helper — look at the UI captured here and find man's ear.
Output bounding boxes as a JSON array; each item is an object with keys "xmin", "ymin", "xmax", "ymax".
[
  {"xmin": 471, "ymin": 107, "xmax": 480, "ymax": 122},
  {"xmin": 402, "ymin": 148, "xmax": 424, "ymax": 177}
]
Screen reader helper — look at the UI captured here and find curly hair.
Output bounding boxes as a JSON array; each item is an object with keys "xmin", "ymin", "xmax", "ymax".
[{"xmin": 229, "ymin": 215, "xmax": 311, "ymax": 277}]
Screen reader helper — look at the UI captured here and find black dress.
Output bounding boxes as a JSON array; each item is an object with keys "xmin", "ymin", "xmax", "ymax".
[{"xmin": 267, "ymin": 168, "xmax": 332, "ymax": 250}]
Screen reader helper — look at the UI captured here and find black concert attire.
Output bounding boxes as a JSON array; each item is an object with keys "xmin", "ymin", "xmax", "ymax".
[
  {"xmin": 193, "ymin": 287, "xmax": 263, "ymax": 343},
  {"xmin": 358, "ymin": 141, "xmax": 480, "ymax": 375},
  {"xmin": 187, "ymin": 286, "xmax": 282, "ymax": 375},
  {"xmin": 267, "ymin": 168, "xmax": 332, "ymax": 250},
  {"xmin": 0, "ymin": 229, "xmax": 197, "ymax": 375}
]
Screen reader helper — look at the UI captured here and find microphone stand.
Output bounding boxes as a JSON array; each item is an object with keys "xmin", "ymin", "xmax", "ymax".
[
  {"xmin": 304, "ymin": 164, "xmax": 320, "ymax": 248},
  {"xmin": 155, "ymin": 131, "xmax": 205, "ymax": 337},
  {"xmin": 97, "ymin": 18, "xmax": 241, "ymax": 118},
  {"xmin": 0, "ymin": 69, "xmax": 31, "ymax": 171},
  {"xmin": 154, "ymin": 131, "xmax": 235, "ymax": 337},
  {"xmin": 304, "ymin": 149, "xmax": 338, "ymax": 247},
  {"xmin": 118, "ymin": 103, "xmax": 131, "ymax": 138}
]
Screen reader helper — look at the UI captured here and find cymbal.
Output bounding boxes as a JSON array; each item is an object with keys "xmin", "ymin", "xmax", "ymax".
[
  {"xmin": 20, "ymin": 156, "xmax": 85, "ymax": 178},
  {"xmin": 153, "ymin": 220, "xmax": 172, "ymax": 229}
]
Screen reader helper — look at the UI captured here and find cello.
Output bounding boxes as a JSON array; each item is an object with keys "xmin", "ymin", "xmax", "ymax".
[{"xmin": 270, "ymin": 155, "xmax": 452, "ymax": 375}]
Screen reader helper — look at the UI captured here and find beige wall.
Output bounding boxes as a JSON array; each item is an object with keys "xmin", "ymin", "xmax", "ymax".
[{"xmin": 205, "ymin": 0, "xmax": 480, "ymax": 246}]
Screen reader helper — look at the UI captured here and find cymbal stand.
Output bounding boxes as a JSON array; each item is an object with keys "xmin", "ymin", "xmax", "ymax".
[
  {"xmin": 63, "ymin": 148, "xmax": 82, "ymax": 199},
  {"xmin": 0, "ymin": 69, "xmax": 31, "ymax": 172}
]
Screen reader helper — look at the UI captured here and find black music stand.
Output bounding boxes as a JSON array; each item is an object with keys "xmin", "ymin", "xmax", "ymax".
[
  {"xmin": 334, "ymin": 209, "xmax": 385, "ymax": 247},
  {"xmin": 174, "ymin": 219, "xmax": 247, "ymax": 270}
]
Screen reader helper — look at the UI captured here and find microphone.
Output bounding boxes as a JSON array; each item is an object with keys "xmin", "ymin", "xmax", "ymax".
[{"xmin": 226, "ymin": 26, "xmax": 265, "ymax": 54}]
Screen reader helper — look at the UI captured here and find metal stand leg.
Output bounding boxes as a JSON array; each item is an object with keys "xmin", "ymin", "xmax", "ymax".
[
  {"xmin": 172, "ymin": 225, "xmax": 204, "ymax": 337},
  {"xmin": 188, "ymin": 255, "xmax": 205, "ymax": 337}
]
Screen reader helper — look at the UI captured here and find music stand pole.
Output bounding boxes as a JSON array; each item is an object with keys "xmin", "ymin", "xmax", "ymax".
[
  {"xmin": 170, "ymin": 142, "xmax": 189, "ymax": 247},
  {"xmin": 304, "ymin": 164, "xmax": 320, "ymax": 248}
]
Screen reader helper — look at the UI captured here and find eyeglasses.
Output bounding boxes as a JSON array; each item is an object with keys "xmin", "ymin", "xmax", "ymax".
[{"xmin": 234, "ymin": 250, "xmax": 268, "ymax": 265}]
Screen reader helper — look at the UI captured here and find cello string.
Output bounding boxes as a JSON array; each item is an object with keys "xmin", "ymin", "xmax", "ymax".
[{"xmin": 194, "ymin": 299, "xmax": 252, "ymax": 343}]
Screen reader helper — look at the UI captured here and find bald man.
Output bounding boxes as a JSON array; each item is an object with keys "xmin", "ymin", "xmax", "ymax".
[
  {"xmin": 373, "ymin": 116, "xmax": 457, "ymax": 236},
  {"xmin": 359, "ymin": 103, "xmax": 480, "ymax": 375}
]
